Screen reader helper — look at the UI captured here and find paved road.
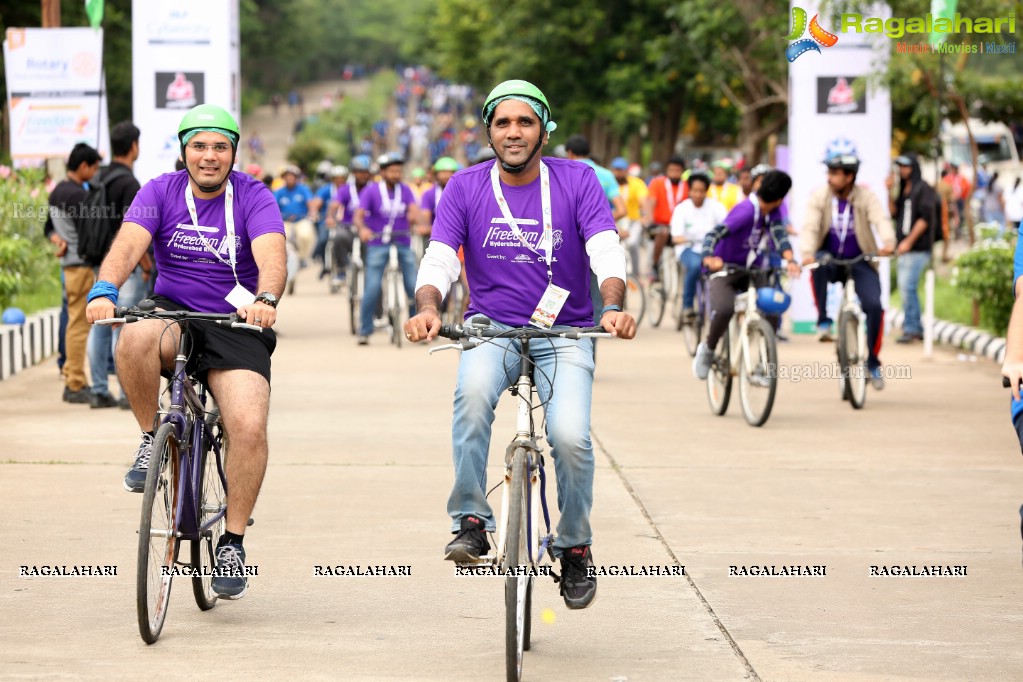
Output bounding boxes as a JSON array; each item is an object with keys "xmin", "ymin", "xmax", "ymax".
[{"xmin": 2, "ymin": 266, "xmax": 1022, "ymax": 680}]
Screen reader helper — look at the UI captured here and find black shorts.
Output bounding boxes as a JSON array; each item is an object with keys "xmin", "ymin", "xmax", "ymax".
[{"xmin": 150, "ymin": 295, "xmax": 276, "ymax": 385}]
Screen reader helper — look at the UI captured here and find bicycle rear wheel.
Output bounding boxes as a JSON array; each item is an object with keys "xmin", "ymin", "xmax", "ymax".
[
  {"xmin": 137, "ymin": 422, "xmax": 180, "ymax": 644},
  {"xmin": 707, "ymin": 326, "xmax": 732, "ymax": 416},
  {"xmin": 347, "ymin": 263, "xmax": 362, "ymax": 336},
  {"xmin": 504, "ymin": 448, "xmax": 529, "ymax": 682},
  {"xmin": 648, "ymin": 281, "xmax": 666, "ymax": 328},
  {"xmin": 839, "ymin": 310, "xmax": 867, "ymax": 409},
  {"xmin": 738, "ymin": 318, "xmax": 778, "ymax": 427},
  {"xmin": 192, "ymin": 411, "xmax": 226, "ymax": 611},
  {"xmin": 623, "ymin": 275, "xmax": 646, "ymax": 327}
]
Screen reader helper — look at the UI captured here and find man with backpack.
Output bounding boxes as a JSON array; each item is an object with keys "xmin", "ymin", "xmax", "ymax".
[
  {"xmin": 81, "ymin": 122, "xmax": 150, "ymax": 408},
  {"xmin": 45, "ymin": 143, "xmax": 101, "ymax": 403}
]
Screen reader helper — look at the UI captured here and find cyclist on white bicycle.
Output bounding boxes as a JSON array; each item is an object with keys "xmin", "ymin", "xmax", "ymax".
[
  {"xmin": 403, "ymin": 79, "xmax": 636, "ymax": 610},
  {"xmin": 693, "ymin": 170, "xmax": 799, "ymax": 379},
  {"xmin": 353, "ymin": 152, "xmax": 419, "ymax": 345},
  {"xmin": 800, "ymin": 153, "xmax": 895, "ymax": 389},
  {"xmin": 85, "ymin": 104, "xmax": 286, "ymax": 599},
  {"xmin": 670, "ymin": 171, "xmax": 726, "ymax": 320}
]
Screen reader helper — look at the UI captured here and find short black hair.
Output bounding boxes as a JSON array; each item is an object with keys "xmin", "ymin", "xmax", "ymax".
[
  {"xmin": 756, "ymin": 170, "xmax": 792, "ymax": 203},
  {"xmin": 687, "ymin": 172, "xmax": 711, "ymax": 191},
  {"xmin": 174, "ymin": 158, "xmax": 186, "ymax": 171},
  {"xmin": 110, "ymin": 121, "xmax": 141, "ymax": 157},
  {"xmin": 666, "ymin": 155, "xmax": 686, "ymax": 170},
  {"xmin": 737, "ymin": 168, "xmax": 751, "ymax": 178},
  {"xmin": 67, "ymin": 143, "xmax": 101, "ymax": 172},
  {"xmin": 564, "ymin": 134, "xmax": 590, "ymax": 157}
]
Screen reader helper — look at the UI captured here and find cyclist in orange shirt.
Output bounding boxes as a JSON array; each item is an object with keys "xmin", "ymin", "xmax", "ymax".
[{"xmin": 643, "ymin": 155, "xmax": 687, "ymax": 281}]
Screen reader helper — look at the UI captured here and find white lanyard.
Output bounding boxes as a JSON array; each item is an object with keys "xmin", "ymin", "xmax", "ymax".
[
  {"xmin": 831, "ymin": 197, "xmax": 853, "ymax": 251},
  {"xmin": 378, "ymin": 181, "xmax": 403, "ymax": 244},
  {"xmin": 490, "ymin": 160, "xmax": 554, "ymax": 283},
  {"xmin": 185, "ymin": 180, "xmax": 239, "ymax": 286},
  {"xmin": 346, "ymin": 177, "xmax": 361, "ymax": 211},
  {"xmin": 665, "ymin": 177, "xmax": 685, "ymax": 214},
  {"xmin": 434, "ymin": 184, "xmax": 443, "ymax": 210},
  {"xmin": 746, "ymin": 194, "xmax": 765, "ymax": 268}
]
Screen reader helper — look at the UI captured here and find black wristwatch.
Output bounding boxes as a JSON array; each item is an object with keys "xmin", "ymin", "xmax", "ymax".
[{"xmin": 255, "ymin": 292, "xmax": 278, "ymax": 308}]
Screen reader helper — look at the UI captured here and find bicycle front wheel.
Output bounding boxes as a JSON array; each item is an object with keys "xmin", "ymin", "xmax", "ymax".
[
  {"xmin": 648, "ymin": 281, "xmax": 666, "ymax": 328},
  {"xmin": 707, "ymin": 327, "xmax": 732, "ymax": 416},
  {"xmin": 137, "ymin": 422, "xmax": 180, "ymax": 644},
  {"xmin": 347, "ymin": 264, "xmax": 362, "ymax": 336},
  {"xmin": 192, "ymin": 411, "xmax": 226, "ymax": 611},
  {"xmin": 623, "ymin": 275, "xmax": 646, "ymax": 327},
  {"xmin": 504, "ymin": 448, "xmax": 529, "ymax": 682},
  {"xmin": 681, "ymin": 304, "xmax": 702, "ymax": 357},
  {"xmin": 738, "ymin": 318, "xmax": 778, "ymax": 427},
  {"xmin": 839, "ymin": 310, "xmax": 867, "ymax": 409}
]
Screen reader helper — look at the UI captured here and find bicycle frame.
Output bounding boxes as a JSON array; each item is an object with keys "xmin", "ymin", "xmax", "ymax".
[{"xmin": 726, "ymin": 280, "xmax": 766, "ymax": 379}]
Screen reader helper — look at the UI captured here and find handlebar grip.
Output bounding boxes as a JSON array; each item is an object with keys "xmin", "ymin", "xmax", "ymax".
[
  {"xmin": 1004, "ymin": 376, "xmax": 1014, "ymax": 388},
  {"xmin": 438, "ymin": 324, "xmax": 462, "ymax": 340}
]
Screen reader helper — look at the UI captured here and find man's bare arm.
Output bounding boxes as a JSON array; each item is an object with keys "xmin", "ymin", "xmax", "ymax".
[
  {"xmin": 251, "ymin": 232, "xmax": 287, "ymax": 298},
  {"xmin": 98, "ymin": 223, "xmax": 153, "ymax": 287}
]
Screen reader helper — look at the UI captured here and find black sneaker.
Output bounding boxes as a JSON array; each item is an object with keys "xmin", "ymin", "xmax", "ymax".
[
  {"xmin": 63, "ymin": 387, "xmax": 91, "ymax": 404},
  {"xmin": 123, "ymin": 433, "xmax": 154, "ymax": 493},
  {"xmin": 557, "ymin": 545, "xmax": 597, "ymax": 610},
  {"xmin": 444, "ymin": 515, "xmax": 490, "ymax": 562},
  {"xmin": 89, "ymin": 392, "xmax": 118, "ymax": 409},
  {"xmin": 212, "ymin": 540, "xmax": 248, "ymax": 599}
]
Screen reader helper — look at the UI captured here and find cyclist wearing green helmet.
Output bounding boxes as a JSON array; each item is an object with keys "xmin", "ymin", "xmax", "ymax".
[
  {"xmin": 405, "ymin": 78, "xmax": 637, "ymax": 611},
  {"xmin": 418, "ymin": 156, "xmax": 461, "ymax": 236},
  {"xmin": 86, "ymin": 103, "xmax": 286, "ymax": 600}
]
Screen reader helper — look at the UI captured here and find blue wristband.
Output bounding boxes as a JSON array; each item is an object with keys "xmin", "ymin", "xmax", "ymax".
[
  {"xmin": 600, "ymin": 304, "xmax": 622, "ymax": 316},
  {"xmin": 87, "ymin": 280, "xmax": 120, "ymax": 304}
]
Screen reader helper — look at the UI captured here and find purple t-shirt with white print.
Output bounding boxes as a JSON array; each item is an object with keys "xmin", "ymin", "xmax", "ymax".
[
  {"xmin": 429, "ymin": 157, "xmax": 616, "ymax": 327},
  {"xmin": 357, "ymin": 181, "xmax": 416, "ymax": 247},
  {"xmin": 124, "ymin": 170, "xmax": 284, "ymax": 313},
  {"xmin": 335, "ymin": 180, "xmax": 369, "ymax": 224}
]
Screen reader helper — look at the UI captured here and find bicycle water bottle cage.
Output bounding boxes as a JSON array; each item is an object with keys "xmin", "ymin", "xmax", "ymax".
[{"xmin": 756, "ymin": 287, "xmax": 792, "ymax": 315}]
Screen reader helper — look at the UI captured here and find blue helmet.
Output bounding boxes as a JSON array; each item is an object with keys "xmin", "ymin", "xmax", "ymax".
[
  {"xmin": 350, "ymin": 155, "xmax": 372, "ymax": 172},
  {"xmin": 610, "ymin": 157, "xmax": 629, "ymax": 170},
  {"xmin": 756, "ymin": 287, "xmax": 792, "ymax": 315}
]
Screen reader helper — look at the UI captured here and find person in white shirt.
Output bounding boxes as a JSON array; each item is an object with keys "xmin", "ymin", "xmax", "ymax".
[
  {"xmin": 670, "ymin": 172, "xmax": 726, "ymax": 318},
  {"xmin": 1006, "ymin": 177, "xmax": 1023, "ymax": 232}
]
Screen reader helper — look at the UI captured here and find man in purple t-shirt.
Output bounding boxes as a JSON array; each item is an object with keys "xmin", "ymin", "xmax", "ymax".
[
  {"xmin": 353, "ymin": 152, "xmax": 419, "ymax": 343},
  {"xmin": 86, "ymin": 104, "xmax": 286, "ymax": 600},
  {"xmin": 404, "ymin": 79, "xmax": 637, "ymax": 611},
  {"xmin": 800, "ymin": 153, "xmax": 895, "ymax": 389}
]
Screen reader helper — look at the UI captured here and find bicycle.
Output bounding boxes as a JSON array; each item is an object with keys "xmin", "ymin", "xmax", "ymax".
[
  {"xmin": 325, "ymin": 224, "xmax": 354, "ymax": 295},
  {"xmin": 805, "ymin": 253, "xmax": 881, "ymax": 409},
  {"xmin": 430, "ymin": 318, "xmax": 610, "ymax": 682},
  {"xmin": 621, "ymin": 245, "xmax": 647, "ymax": 327},
  {"xmin": 95, "ymin": 300, "xmax": 261, "ymax": 644},
  {"xmin": 346, "ymin": 236, "xmax": 364, "ymax": 335},
  {"xmin": 705, "ymin": 265, "xmax": 785, "ymax": 427},
  {"xmin": 378, "ymin": 232, "xmax": 413, "ymax": 348},
  {"xmin": 680, "ymin": 270, "xmax": 708, "ymax": 357},
  {"xmin": 648, "ymin": 246, "xmax": 681, "ymax": 328}
]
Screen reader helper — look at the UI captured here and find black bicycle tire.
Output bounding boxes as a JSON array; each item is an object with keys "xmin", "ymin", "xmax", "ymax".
[
  {"xmin": 348, "ymin": 264, "xmax": 361, "ymax": 336},
  {"xmin": 739, "ymin": 318, "xmax": 778, "ymax": 427},
  {"xmin": 840, "ymin": 310, "xmax": 867, "ymax": 409},
  {"xmin": 504, "ymin": 448, "xmax": 528, "ymax": 682},
  {"xmin": 191, "ymin": 414, "xmax": 226, "ymax": 611},
  {"xmin": 624, "ymin": 275, "xmax": 646, "ymax": 327},
  {"xmin": 649, "ymin": 282, "xmax": 666, "ymax": 328},
  {"xmin": 707, "ymin": 326, "xmax": 732, "ymax": 416},
  {"xmin": 137, "ymin": 422, "xmax": 179, "ymax": 644}
]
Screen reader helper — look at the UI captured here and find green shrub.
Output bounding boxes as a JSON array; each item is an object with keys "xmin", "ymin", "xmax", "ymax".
[
  {"xmin": 952, "ymin": 236, "xmax": 1015, "ymax": 336},
  {"xmin": 0, "ymin": 170, "xmax": 61, "ymax": 314}
]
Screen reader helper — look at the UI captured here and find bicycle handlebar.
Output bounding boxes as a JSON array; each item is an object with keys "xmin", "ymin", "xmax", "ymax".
[
  {"xmin": 708, "ymin": 264, "xmax": 783, "ymax": 280},
  {"xmin": 93, "ymin": 303, "xmax": 263, "ymax": 332},
  {"xmin": 804, "ymin": 253, "xmax": 888, "ymax": 270},
  {"xmin": 429, "ymin": 316, "xmax": 611, "ymax": 354}
]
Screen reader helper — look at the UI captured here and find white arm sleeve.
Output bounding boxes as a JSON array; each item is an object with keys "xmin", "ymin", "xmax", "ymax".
[
  {"xmin": 586, "ymin": 229, "xmax": 627, "ymax": 287},
  {"xmin": 414, "ymin": 240, "xmax": 461, "ymax": 300}
]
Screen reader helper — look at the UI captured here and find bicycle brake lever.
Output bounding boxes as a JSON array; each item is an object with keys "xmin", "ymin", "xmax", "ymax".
[
  {"xmin": 429, "ymin": 338, "xmax": 480, "ymax": 354},
  {"xmin": 231, "ymin": 322, "xmax": 264, "ymax": 332}
]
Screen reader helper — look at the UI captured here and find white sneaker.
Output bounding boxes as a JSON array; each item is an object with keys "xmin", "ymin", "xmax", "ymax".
[{"xmin": 692, "ymin": 342, "xmax": 713, "ymax": 380}]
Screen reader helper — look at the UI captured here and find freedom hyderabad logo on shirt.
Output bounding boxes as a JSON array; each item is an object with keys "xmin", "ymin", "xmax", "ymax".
[
  {"xmin": 165, "ymin": 223, "xmax": 241, "ymax": 263},
  {"xmin": 481, "ymin": 217, "xmax": 564, "ymax": 264},
  {"xmin": 784, "ymin": 7, "xmax": 839, "ymax": 62}
]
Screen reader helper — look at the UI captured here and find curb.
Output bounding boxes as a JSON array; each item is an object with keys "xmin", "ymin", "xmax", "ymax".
[
  {"xmin": 0, "ymin": 307, "xmax": 61, "ymax": 381},
  {"xmin": 888, "ymin": 309, "xmax": 1006, "ymax": 364}
]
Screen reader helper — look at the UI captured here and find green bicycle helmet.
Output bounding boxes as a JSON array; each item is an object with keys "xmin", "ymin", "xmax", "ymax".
[
  {"xmin": 432, "ymin": 156, "xmax": 460, "ymax": 173},
  {"xmin": 481, "ymin": 79, "xmax": 556, "ymax": 175},
  {"xmin": 178, "ymin": 104, "xmax": 240, "ymax": 193}
]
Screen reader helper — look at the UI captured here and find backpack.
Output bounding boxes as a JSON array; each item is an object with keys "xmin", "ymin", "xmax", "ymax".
[{"xmin": 77, "ymin": 165, "xmax": 132, "ymax": 265}]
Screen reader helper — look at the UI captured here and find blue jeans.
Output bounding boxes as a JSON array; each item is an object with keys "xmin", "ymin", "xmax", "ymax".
[
  {"xmin": 448, "ymin": 321, "xmax": 596, "ymax": 555},
  {"xmin": 679, "ymin": 247, "xmax": 703, "ymax": 309},
  {"xmin": 896, "ymin": 251, "xmax": 930, "ymax": 336},
  {"xmin": 359, "ymin": 244, "xmax": 416, "ymax": 337},
  {"xmin": 87, "ymin": 267, "xmax": 145, "ymax": 396}
]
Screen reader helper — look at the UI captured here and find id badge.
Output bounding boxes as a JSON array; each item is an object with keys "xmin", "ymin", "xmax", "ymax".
[
  {"xmin": 529, "ymin": 283, "xmax": 570, "ymax": 329},
  {"xmin": 225, "ymin": 283, "xmax": 256, "ymax": 310}
]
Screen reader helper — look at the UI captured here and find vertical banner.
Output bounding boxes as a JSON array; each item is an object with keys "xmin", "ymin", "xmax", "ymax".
[
  {"xmin": 3, "ymin": 28, "xmax": 110, "ymax": 168},
  {"xmin": 787, "ymin": 1, "xmax": 893, "ymax": 332},
  {"xmin": 132, "ymin": 0, "xmax": 240, "ymax": 184}
]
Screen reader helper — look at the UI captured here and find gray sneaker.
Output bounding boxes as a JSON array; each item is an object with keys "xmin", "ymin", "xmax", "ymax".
[
  {"xmin": 123, "ymin": 432, "xmax": 154, "ymax": 493},
  {"xmin": 212, "ymin": 542, "xmax": 248, "ymax": 599},
  {"xmin": 692, "ymin": 342, "xmax": 713, "ymax": 380}
]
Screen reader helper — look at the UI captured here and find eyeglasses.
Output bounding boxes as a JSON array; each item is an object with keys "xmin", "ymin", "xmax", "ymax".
[{"xmin": 187, "ymin": 142, "xmax": 233, "ymax": 154}]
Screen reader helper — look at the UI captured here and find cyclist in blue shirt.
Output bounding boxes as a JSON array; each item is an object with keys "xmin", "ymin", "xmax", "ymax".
[{"xmin": 274, "ymin": 166, "xmax": 316, "ymax": 267}]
